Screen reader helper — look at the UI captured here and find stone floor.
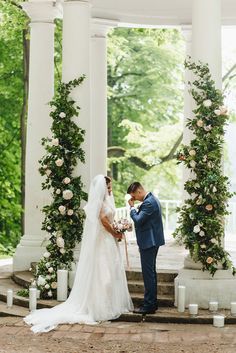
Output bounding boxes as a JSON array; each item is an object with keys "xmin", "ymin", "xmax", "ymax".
[{"xmin": 0, "ymin": 316, "xmax": 236, "ymax": 353}]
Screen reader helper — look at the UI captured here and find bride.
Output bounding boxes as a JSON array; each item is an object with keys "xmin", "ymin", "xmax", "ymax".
[{"xmin": 24, "ymin": 174, "xmax": 133, "ymax": 333}]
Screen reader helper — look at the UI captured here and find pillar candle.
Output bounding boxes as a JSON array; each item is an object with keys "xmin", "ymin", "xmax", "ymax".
[
  {"xmin": 29, "ymin": 288, "xmax": 37, "ymax": 311},
  {"xmin": 7, "ymin": 289, "xmax": 13, "ymax": 308},
  {"xmin": 68, "ymin": 270, "xmax": 76, "ymax": 289},
  {"xmin": 213, "ymin": 315, "xmax": 224, "ymax": 328},
  {"xmin": 57, "ymin": 269, "xmax": 68, "ymax": 301},
  {"xmin": 230, "ymin": 302, "xmax": 236, "ymax": 316},
  {"xmin": 36, "ymin": 289, "xmax": 40, "ymax": 299},
  {"xmin": 209, "ymin": 301, "xmax": 218, "ymax": 312},
  {"xmin": 189, "ymin": 304, "xmax": 198, "ymax": 316},
  {"xmin": 177, "ymin": 285, "xmax": 186, "ymax": 312}
]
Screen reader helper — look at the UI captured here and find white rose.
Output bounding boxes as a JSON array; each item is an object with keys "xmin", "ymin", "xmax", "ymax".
[
  {"xmin": 48, "ymin": 290, "xmax": 53, "ymax": 297},
  {"xmin": 59, "ymin": 112, "xmax": 66, "ymax": 118},
  {"xmin": 200, "ymin": 244, "xmax": 206, "ymax": 249},
  {"xmin": 213, "ymin": 186, "xmax": 217, "ymax": 193},
  {"xmin": 43, "ymin": 165, "xmax": 48, "ymax": 169},
  {"xmin": 189, "ymin": 214, "xmax": 194, "ymax": 220},
  {"xmin": 47, "ymin": 226, "xmax": 51, "ymax": 230},
  {"xmin": 46, "ymin": 275, "xmax": 51, "ymax": 280},
  {"xmin": 211, "ymin": 238, "xmax": 217, "ymax": 244},
  {"xmin": 67, "ymin": 209, "xmax": 74, "ymax": 216},
  {"xmin": 63, "ymin": 190, "xmax": 74, "ymax": 200},
  {"xmin": 214, "ymin": 109, "xmax": 221, "ymax": 116},
  {"xmin": 55, "ymin": 159, "xmax": 64, "ymax": 167},
  {"xmin": 60, "ymin": 248, "xmax": 66, "ymax": 254},
  {"xmin": 189, "ymin": 149, "xmax": 196, "ymax": 156},
  {"xmin": 48, "ymin": 267, "xmax": 54, "ymax": 273},
  {"xmin": 45, "ymin": 169, "xmax": 52, "ymax": 177},
  {"xmin": 45, "ymin": 284, "xmax": 50, "ymax": 289},
  {"xmin": 43, "ymin": 252, "xmax": 50, "ymax": 258},
  {"xmin": 207, "ymin": 161, "xmax": 213, "ymax": 168},
  {"xmin": 193, "ymin": 225, "xmax": 201, "ymax": 233},
  {"xmin": 45, "ymin": 262, "xmax": 51, "ymax": 268},
  {"xmin": 56, "ymin": 237, "xmax": 65, "ymax": 248},
  {"xmin": 195, "ymin": 183, "xmax": 200, "ymax": 188},
  {"xmin": 51, "ymin": 282, "xmax": 57, "ymax": 289},
  {"xmin": 56, "ymin": 189, "xmax": 61, "ymax": 195},
  {"xmin": 63, "ymin": 177, "xmax": 71, "ymax": 184},
  {"xmin": 197, "ymin": 120, "xmax": 204, "ymax": 127},
  {"xmin": 190, "ymin": 160, "xmax": 196, "ymax": 168},
  {"xmin": 199, "ymin": 230, "xmax": 205, "ymax": 237},
  {"xmin": 51, "ymin": 106, "xmax": 56, "ymax": 112},
  {"xmin": 219, "ymin": 105, "xmax": 228, "ymax": 115},
  {"xmin": 204, "ymin": 125, "xmax": 212, "ymax": 132},
  {"xmin": 52, "ymin": 138, "xmax": 59, "ymax": 146},
  {"xmin": 203, "ymin": 99, "xmax": 212, "ymax": 107},
  {"xmin": 58, "ymin": 205, "xmax": 66, "ymax": 215},
  {"xmin": 37, "ymin": 275, "xmax": 46, "ymax": 286}
]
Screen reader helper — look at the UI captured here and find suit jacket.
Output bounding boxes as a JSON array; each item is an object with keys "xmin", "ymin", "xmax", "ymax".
[{"xmin": 130, "ymin": 192, "xmax": 165, "ymax": 250}]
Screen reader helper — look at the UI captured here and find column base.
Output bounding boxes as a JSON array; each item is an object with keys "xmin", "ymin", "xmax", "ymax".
[
  {"xmin": 175, "ymin": 268, "xmax": 236, "ymax": 309},
  {"xmin": 13, "ymin": 234, "xmax": 46, "ymax": 271}
]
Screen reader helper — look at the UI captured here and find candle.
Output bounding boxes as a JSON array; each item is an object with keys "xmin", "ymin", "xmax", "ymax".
[
  {"xmin": 213, "ymin": 315, "xmax": 224, "ymax": 328},
  {"xmin": 177, "ymin": 285, "xmax": 186, "ymax": 312},
  {"xmin": 29, "ymin": 288, "xmax": 37, "ymax": 312},
  {"xmin": 36, "ymin": 289, "xmax": 40, "ymax": 299},
  {"xmin": 7, "ymin": 289, "xmax": 13, "ymax": 308},
  {"xmin": 209, "ymin": 301, "xmax": 218, "ymax": 312},
  {"xmin": 68, "ymin": 270, "xmax": 76, "ymax": 289},
  {"xmin": 230, "ymin": 302, "xmax": 236, "ymax": 316},
  {"xmin": 57, "ymin": 269, "xmax": 68, "ymax": 301},
  {"xmin": 189, "ymin": 304, "xmax": 198, "ymax": 316}
]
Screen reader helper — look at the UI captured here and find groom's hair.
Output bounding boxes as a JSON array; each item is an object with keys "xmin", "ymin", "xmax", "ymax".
[{"xmin": 127, "ymin": 182, "xmax": 143, "ymax": 194}]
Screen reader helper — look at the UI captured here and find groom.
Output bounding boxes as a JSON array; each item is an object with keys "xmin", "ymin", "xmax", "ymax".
[{"xmin": 127, "ymin": 182, "xmax": 165, "ymax": 314}]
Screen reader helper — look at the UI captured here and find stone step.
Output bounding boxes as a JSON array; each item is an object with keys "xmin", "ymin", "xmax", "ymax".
[
  {"xmin": 126, "ymin": 269, "xmax": 178, "ymax": 283},
  {"xmin": 131, "ymin": 292, "xmax": 174, "ymax": 307},
  {"xmin": 0, "ymin": 301, "xmax": 29, "ymax": 317},
  {"xmin": 128, "ymin": 280, "xmax": 174, "ymax": 296}
]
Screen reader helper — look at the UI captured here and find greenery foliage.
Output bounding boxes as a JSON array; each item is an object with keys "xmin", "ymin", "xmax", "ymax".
[
  {"xmin": 36, "ymin": 77, "xmax": 87, "ymax": 299},
  {"xmin": 174, "ymin": 59, "xmax": 235, "ymax": 276},
  {"xmin": 107, "ymin": 28, "xmax": 184, "ymax": 205}
]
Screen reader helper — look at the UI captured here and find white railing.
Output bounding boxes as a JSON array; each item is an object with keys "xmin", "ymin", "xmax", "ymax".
[{"xmin": 116, "ymin": 200, "xmax": 236, "ymax": 235}]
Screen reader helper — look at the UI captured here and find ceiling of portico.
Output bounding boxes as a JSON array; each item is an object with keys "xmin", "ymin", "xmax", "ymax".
[{"xmin": 90, "ymin": 0, "xmax": 236, "ymax": 27}]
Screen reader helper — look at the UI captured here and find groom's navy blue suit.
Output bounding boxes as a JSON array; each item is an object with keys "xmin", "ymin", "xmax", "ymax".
[{"xmin": 130, "ymin": 192, "xmax": 165, "ymax": 310}]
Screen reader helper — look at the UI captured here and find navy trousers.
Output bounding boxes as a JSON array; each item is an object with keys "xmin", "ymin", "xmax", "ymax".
[{"xmin": 140, "ymin": 246, "xmax": 159, "ymax": 310}]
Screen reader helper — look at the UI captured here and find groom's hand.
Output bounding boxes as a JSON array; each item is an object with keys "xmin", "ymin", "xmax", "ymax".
[{"xmin": 128, "ymin": 197, "xmax": 135, "ymax": 207}]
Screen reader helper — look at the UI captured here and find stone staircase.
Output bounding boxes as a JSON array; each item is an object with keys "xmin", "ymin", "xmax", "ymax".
[
  {"xmin": 1, "ymin": 268, "xmax": 236, "ymax": 324},
  {"xmin": 11, "ymin": 268, "xmax": 176, "ymax": 308}
]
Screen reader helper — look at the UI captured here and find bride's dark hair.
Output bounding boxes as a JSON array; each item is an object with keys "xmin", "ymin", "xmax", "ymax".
[{"xmin": 104, "ymin": 176, "xmax": 111, "ymax": 185}]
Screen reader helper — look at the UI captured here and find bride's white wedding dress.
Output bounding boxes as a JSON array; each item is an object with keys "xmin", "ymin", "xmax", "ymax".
[{"xmin": 24, "ymin": 175, "xmax": 133, "ymax": 333}]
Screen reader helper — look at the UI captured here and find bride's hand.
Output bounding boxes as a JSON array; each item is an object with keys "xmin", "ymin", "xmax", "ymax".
[{"xmin": 113, "ymin": 231, "xmax": 123, "ymax": 240}]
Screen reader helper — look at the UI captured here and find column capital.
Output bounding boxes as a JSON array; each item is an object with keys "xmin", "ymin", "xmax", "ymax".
[
  {"xmin": 91, "ymin": 18, "xmax": 119, "ymax": 38},
  {"xmin": 21, "ymin": 1, "xmax": 61, "ymax": 23}
]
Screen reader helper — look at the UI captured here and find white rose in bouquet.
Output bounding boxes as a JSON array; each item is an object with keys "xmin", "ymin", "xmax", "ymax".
[
  {"xmin": 67, "ymin": 209, "xmax": 74, "ymax": 216},
  {"xmin": 196, "ymin": 119, "xmax": 204, "ymax": 127},
  {"xmin": 59, "ymin": 112, "xmax": 66, "ymax": 118},
  {"xmin": 190, "ymin": 160, "xmax": 196, "ymax": 168},
  {"xmin": 63, "ymin": 177, "xmax": 71, "ymax": 184},
  {"xmin": 48, "ymin": 290, "xmax": 53, "ymax": 297},
  {"xmin": 55, "ymin": 159, "xmax": 64, "ymax": 167},
  {"xmin": 37, "ymin": 275, "xmax": 46, "ymax": 286},
  {"xmin": 56, "ymin": 237, "xmax": 65, "ymax": 248},
  {"xmin": 45, "ymin": 169, "xmax": 52, "ymax": 177},
  {"xmin": 45, "ymin": 284, "xmax": 50, "ymax": 289},
  {"xmin": 63, "ymin": 189, "xmax": 73, "ymax": 200},
  {"xmin": 56, "ymin": 189, "xmax": 61, "ymax": 195},
  {"xmin": 189, "ymin": 149, "xmax": 196, "ymax": 156},
  {"xmin": 193, "ymin": 225, "xmax": 201, "ymax": 233},
  {"xmin": 51, "ymin": 138, "xmax": 59, "ymax": 146},
  {"xmin": 43, "ymin": 252, "xmax": 50, "ymax": 258},
  {"xmin": 58, "ymin": 205, "xmax": 66, "ymax": 215},
  {"xmin": 203, "ymin": 99, "xmax": 212, "ymax": 107},
  {"xmin": 60, "ymin": 248, "xmax": 66, "ymax": 254},
  {"xmin": 48, "ymin": 267, "xmax": 54, "ymax": 273}
]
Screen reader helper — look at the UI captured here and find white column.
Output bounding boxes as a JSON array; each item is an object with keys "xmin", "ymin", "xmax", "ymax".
[
  {"xmin": 90, "ymin": 19, "xmax": 118, "ymax": 178},
  {"xmin": 62, "ymin": 0, "xmax": 91, "ymax": 190},
  {"xmin": 192, "ymin": 0, "xmax": 222, "ymax": 89},
  {"xmin": 13, "ymin": 1, "xmax": 59, "ymax": 271},
  {"xmin": 181, "ymin": 26, "xmax": 193, "ymax": 202}
]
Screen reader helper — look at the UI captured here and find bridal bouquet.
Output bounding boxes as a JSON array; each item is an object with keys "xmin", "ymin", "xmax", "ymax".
[{"xmin": 112, "ymin": 218, "xmax": 133, "ymax": 235}]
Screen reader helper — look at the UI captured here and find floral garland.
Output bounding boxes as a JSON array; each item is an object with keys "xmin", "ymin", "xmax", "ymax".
[
  {"xmin": 35, "ymin": 77, "xmax": 87, "ymax": 298},
  {"xmin": 174, "ymin": 59, "xmax": 235, "ymax": 276}
]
